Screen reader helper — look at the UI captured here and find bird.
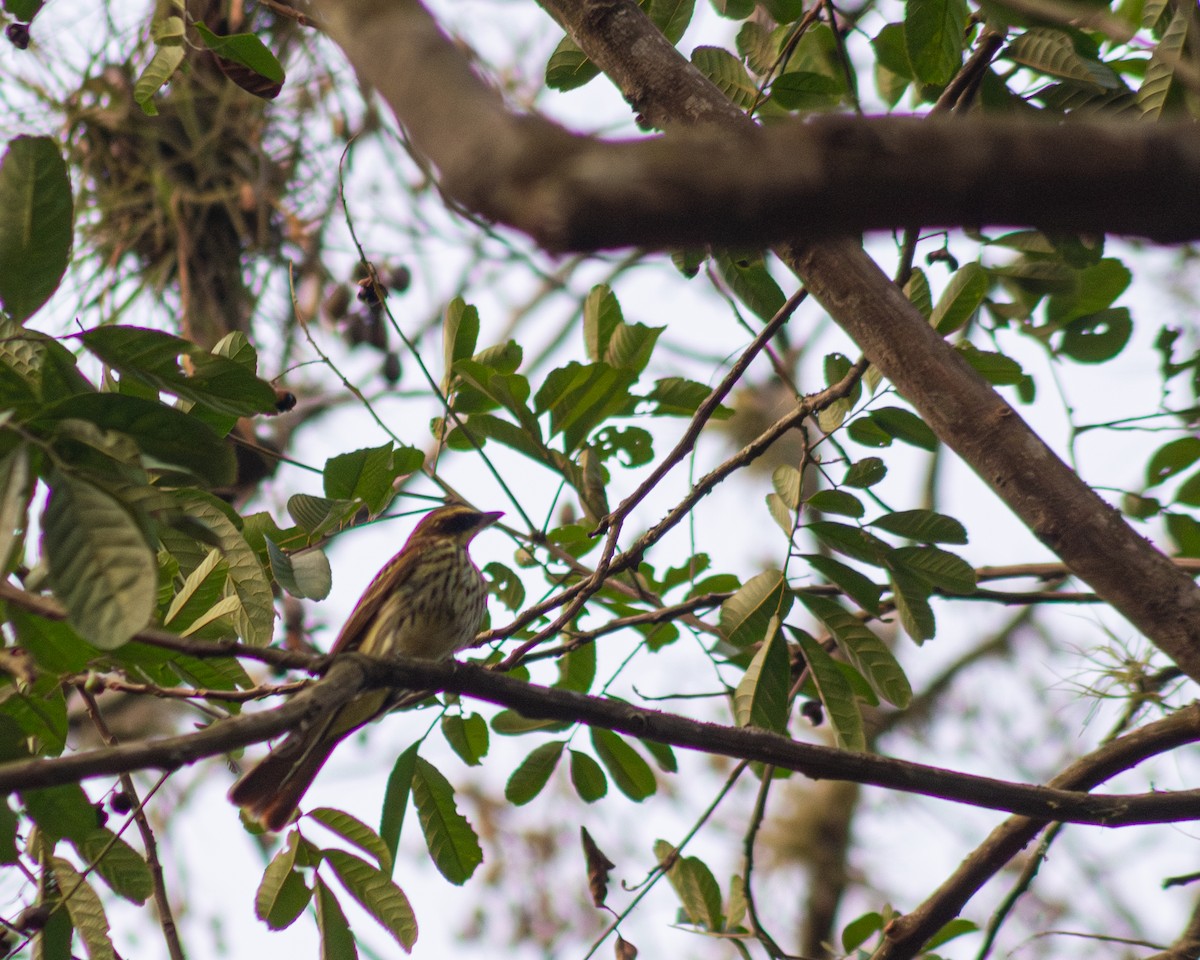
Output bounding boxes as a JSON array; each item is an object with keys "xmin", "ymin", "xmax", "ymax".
[{"xmin": 229, "ymin": 503, "xmax": 502, "ymax": 830}]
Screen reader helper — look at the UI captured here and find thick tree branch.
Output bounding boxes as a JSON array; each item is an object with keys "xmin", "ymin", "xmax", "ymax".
[
  {"xmin": 6, "ymin": 656, "xmax": 1200, "ymax": 829},
  {"xmin": 306, "ymin": 1, "xmax": 1200, "ymax": 246}
]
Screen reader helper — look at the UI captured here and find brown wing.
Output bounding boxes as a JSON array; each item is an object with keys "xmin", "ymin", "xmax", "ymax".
[{"xmin": 329, "ymin": 547, "xmax": 419, "ymax": 654}]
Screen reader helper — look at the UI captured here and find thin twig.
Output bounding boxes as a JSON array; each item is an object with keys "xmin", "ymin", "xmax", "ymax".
[{"xmin": 76, "ymin": 688, "xmax": 185, "ymax": 960}]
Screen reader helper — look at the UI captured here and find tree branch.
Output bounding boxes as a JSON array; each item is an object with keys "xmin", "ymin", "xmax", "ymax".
[
  {"xmin": 0, "ymin": 658, "xmax": 363, "ymax": 794},
  {"xmin": 309, "ymin": 0, "xmax": 1200, "ymax": 247},
  {"xmin": 873, "ymin": 702, "xmax": 1200, "ymax": 959},
  {"xmin": 6, "ymin": 656, "xmax": 1200, "ymax": 830}
]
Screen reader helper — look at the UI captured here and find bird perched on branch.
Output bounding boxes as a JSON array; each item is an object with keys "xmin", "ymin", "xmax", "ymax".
[{"xmin": 229, "ymin": 503, "xmax": 502, "ymax": 830}]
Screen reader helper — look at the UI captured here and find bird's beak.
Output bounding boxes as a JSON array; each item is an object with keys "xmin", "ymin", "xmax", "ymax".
[{"xmin": 480, "ymin": 511, "xmax": 504, "ymax": 528}]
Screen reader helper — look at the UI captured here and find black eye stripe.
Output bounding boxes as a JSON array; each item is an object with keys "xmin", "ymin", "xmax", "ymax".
[{"xmin": 435, "ymin": 510, "xmax": 482, "ymax": 534}]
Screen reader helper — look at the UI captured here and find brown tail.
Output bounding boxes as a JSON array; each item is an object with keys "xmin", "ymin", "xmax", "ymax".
[{"xmin": 229, "ymin": 728, "xmax": 339, "ymax": 831}]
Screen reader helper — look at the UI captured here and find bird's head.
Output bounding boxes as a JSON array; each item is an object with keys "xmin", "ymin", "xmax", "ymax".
[{"xmin": 408, "ymin": 504, "xmax": 503, "ymax": 547}]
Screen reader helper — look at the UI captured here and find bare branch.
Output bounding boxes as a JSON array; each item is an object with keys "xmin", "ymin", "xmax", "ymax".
[{"xmin": 312, "ymin": 0, "xmax": 1200, "ymax": 246}]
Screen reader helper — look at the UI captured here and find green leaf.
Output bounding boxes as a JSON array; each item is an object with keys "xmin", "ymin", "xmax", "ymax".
[
  {"xmin": 41, "ymin": 472, "xmax": 156, "ymax": 650},
  {"xmin": 931, "ymin": 262, "xmax": 986, "ymax": 333},
  {"xmin": 324, "ymin": 849, "xmax": 417, "ymax": 952},
  {"xmin": 0, "ymin": 444, "xmax": 30, "ymax": 573},
  {"xmin": 842, "ymin": 911, "xmax": 885, "ymax": 952},
  {"xmin": 175, "ymin": 490, "xmax": 275, "ymax": 645},
  {"xmin": 1058, "ymin": 308, "xmax": 1133, "ymax": 363},
  {"xmin": 266, "ymin": 539, "xmax": 332, "ymax": 601},
  {"xmin": 806, "ymin": 521, "xmax": 891, "ymax": 565},
  {"xmin": 869, "ymin": 407, "xmax": 938, "ymax": 451},
  {"xmin": 641, "ymin": 377, "xmax": 731, "ymax": 419},
  {"xmin": 443, "ymin": 298, "xmax": 480, "ymax": 389},
  {"xmin": 802, "ymin": 554, "xmax": 883, "ymax": 614},
  {"xmin": 904, "ymin": 268, "xmax": 933, "ymax": 318},
  {"xmin": 505, "ymin": 741, "xmax": 565, "ymax": 805},
  {"xmin": 193, "ymin": 22, "xmax": 285, "ymax": 83},
  {"xmin": 5, "ymin": 1, "xmax": 46, "ymax": 22},
  {"xmin": 569, "ymin": 749, "xmax": 608, "ymax": 803},
  {"xmin": 163, "ymin": 544, "xmax": 228, "ymax": 633},
  {"xmin": 691, "ymin": 45, "xmax": 758, "ymax": 109},
  {"xmin": 591, "ymin": 728, "xmax": 657, "ymax": 800},
  {"xmin": 255, "ymin": 831, "xmax": 312, "ymax": 930},
  {"xmin": 766, "ymin": 490, "xmax": 793, "ymax": 534},
  {"xmin": 483, "ymin": 561, "xmax": 525, "ymax": 611},
  {"xmin": 806, "ymin": 489, "xmax": 865, "ymax": 518},
  {"xmin": 1046, "ymin": 259, "xmax": 1132, "ymax": 325},
  {"xmin": 640, "ymin": 738, "xmax": 678, "ymax": 772},
  {"xmin": 491, "ymin": 710, "xmax": 571, "ymax": 735},
  {"xmin": 22, "ymin": 783, "xmax": 99, "ymax": 843},
  {"xmin": 1006, "ymin": 27, "xmax": 1121, "ymax": 89},
  {"xmin": 11, "ymin": 609, "xmax": 93, "ymax": 675},
  {"xmin": 1175, "ymin": 469, "xmax": 1200, "ymax": 507},
  {"xmin": 442, "ymin": 713, "xmax": 489, "ymax": 766},
  {"xmin": 843, "ymin": 457, "xmax": 887, "ymax": 488},
  {"xmin": 800, "ymin": 593, "xmax": 912, "ymax": 707},
  {"xmin": 310, "ymin": 808, "xmax": 393, "ymax": 874},
  {"xmin": 869, "ymin": 509, "xmax": 967, "ymax": 544},
  {"xmin": 606, "ymin": 321, "xmax": 663, "ymax": 375},
  {"xmin": 927, "ymin": 917, "xmax": 981, "ymax": 949},
  {"xmin": 715, "ymin": 251, "xmax": 786, "ymax": 321},
  {"xmin": 546, "ymin": 34, "xmax": 600, "ymax": 91},
  {"xmin": 794, "ymin": 631, "xmax": 866, "ymax": 751},
  {"xmin": 593, "ymin": 425, "xmax": 656, "ymax": 466},
  {"xmin": 1138, "ymin": 6, "xmax": 1190, "ymax": 117},
  {"xmin": 1168, "ymin": 513, "xmax": 1200, "ymax": 558},
  {"xmin": 80, "ymin": 327, "xmax": 277, "ymax": 417},
  {"xmin": 324, "ymin": 443, "xmax": 402, "ymax": 515},
  {"xmin": 847, "ymin": 416, "xmax": 893, "ymax": 447},
  {"xmin": 655, "ymin": 840, "xmax": 724, "ymax": 930},
  {"xmin": 956, "ymin": 343, "xmax": 1027, "ymax": 385},
  {"xmin": 713, "ymin": 0, "xmax": 755, "ymax": 17},
  {"xmin": 133, "ymin": 43, "xmax": 185, "ymax": 115},
  {"xmin": 719, "ymin": 569, "xmax": 793, "ymax": 647},
  {"xmin": 37, "ymin": 394, "xmax": 236, "ymax": 488},
  {"xmin": 823, "ymin": 352, "xmax": 862, "ymax": 406},
  {"xmin": 411, "ymin": 758, "xmax": 482, "ymax": 885},
  {"xmin": 286, "ymin": 493, "xmax": 359, "ymax": 538},
  {"xmin": 891, "ymin": 566, "xmax": 936, "ymax": 642},
  {"xmin": 1147, "ymin": 437, "xmax": 1200, "ymax": 487},
  {"xmin": 733, "ymin": 615, "xmax": 790, "ymax": 731},
  {"xmin": 555, "ymin": 642, "xmax": 597, "ymax": 694},
  {"xmin": 905, "ymin": 0, "xmax": 965, "ymax": 84},
  {"xmin": 446, "ymin": 412, "xmax": 550, "ymax": 465},
  {"xmin": 873, "ymin": 22, "xmax": 913, "ymax": 79},
  {"xmin": 51, "ymin": 857, "xmax": 116, "ymax": 960},
  {"xmin": 0, "ymin": 136, "xmax": 73, "ymax": 322},
  {"xmin": 772, "ymin": 465, "xmax": 803, "ymax": 509},
  {"xmin": 4, "ymin": 675, "xmax": 68, "ymax": 755},
  {"xmin": 771, "ymin": 70, "xmax": 842, "ymax": 109},
  {"xmin": 380, "ymin": 742, "xmax": 420, "ymax": 872},
  {"xmin": 891, "ymin": 544, "xmax": 976, "ymax": 594},
  {"xmin": 583, "ymin": 285, "xmax": 623, "ymax": 362},
  {"xmin": 535, "ymin": 361, "xmax": 637, "ymax": 453},
  {"xmin": 649, "ymin": 0, "xmax": 696, "ymax": 42},
  {"xmin": 74, "ymin": 828, "xmax": 153, "ymax": 906},
  {"xmin": 315, "ymin": 877, "xmax": 359, "ymax": 960}
]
